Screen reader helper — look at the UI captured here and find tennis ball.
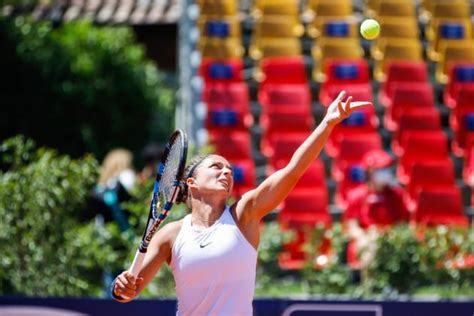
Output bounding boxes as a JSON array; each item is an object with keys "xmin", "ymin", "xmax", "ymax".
[{"xmin": 360, "ymin": 19, "xmax": 380, "ymax": 40}]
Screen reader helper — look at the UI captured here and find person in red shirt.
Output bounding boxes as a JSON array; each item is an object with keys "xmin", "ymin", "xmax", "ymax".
[{"xmin": 343, "ymin": 149, "xmax": 409, "ymax": 268}]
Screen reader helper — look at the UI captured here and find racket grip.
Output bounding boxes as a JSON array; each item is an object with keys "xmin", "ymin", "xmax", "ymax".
[{"xmin": 129, "ymin": 249, "xmax": 145, "ymax": 278}]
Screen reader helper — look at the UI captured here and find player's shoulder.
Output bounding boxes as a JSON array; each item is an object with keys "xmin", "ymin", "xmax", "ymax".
[{"xmin": 160, "ymin": 218, "xmax": 185, "ymax": 238}]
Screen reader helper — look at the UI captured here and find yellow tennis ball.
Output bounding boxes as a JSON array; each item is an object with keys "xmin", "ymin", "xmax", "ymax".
[{"xmin": 360, "ymin": 19, "xmax": 380, "ymax": 40}]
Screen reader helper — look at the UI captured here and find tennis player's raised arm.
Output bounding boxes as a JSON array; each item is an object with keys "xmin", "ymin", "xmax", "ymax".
[{"xmin": 237, "ymin": 91, "xmax": 372, "ymax": 221}]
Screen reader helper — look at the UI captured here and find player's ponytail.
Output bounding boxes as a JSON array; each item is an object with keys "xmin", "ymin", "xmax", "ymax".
[{"xmin": 176, "ymin": 154, "xmax": 209, "ymax": 206}]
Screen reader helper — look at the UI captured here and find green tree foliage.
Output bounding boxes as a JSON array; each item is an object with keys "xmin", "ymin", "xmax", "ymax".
[
  {"xmin": 0, "ymin": 136, "xmax": 114, "ymax": 296},
  {"xmin": 0, "ymin": 17, "xmax": 174, "ymax": 160}
]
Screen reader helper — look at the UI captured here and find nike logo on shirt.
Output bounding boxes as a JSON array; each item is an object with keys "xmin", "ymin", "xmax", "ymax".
[{"xmin": 200, "ymin": 242, "xmax": 212, "ymax": 248}]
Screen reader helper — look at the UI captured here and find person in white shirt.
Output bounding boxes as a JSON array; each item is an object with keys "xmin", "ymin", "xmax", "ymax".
[{"xmin": 111, "ymin": 91, "xmax": 371, "ymax": 315}]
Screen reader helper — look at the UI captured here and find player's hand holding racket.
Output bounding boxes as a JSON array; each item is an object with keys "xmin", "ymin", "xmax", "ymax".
[{"xmin": 112, "ymin": 129, "xmax": 188, "ymax": 301}]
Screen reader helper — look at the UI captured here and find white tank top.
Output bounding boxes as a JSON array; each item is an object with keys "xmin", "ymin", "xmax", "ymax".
[{"xmin": 170, "ymin": 206, "xmax": 257, "ymax": 316}]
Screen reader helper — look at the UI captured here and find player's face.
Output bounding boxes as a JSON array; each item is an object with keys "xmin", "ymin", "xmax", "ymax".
[{"xmin": 192, "ymin": 155, "xmax": 234, "ymax": 195}]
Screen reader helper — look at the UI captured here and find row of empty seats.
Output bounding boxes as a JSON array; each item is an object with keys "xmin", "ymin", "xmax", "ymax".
[{"xmin": 195, "ymin": 0, "xmax": 474, "ymax": 270}]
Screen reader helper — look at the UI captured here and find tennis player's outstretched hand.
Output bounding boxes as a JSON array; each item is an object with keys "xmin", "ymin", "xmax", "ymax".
[
  {"xmin": 113, "ymin": 271, "xmax": 144, "ymax": 302},
  {"xmin": 323, "ymin": 91, "xmax": 372, "ymax": 126}
]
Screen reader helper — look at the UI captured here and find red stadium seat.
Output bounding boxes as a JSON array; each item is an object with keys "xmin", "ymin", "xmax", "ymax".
[
  {"xmin": 379, "ymin": 61, "xmax": 428, "ymax": 108},
  {"xmin": 278, "ymin": 189, "xmax": 332, "ymax": 269},
  {"xmin": 272, "ymin": 159, "xmax": 326, "ymax": 190},
  {"xmin": 230, "ymin": 159, "xmax": 256, "ymax": 198},
  {"xmin": 262, "ymin": 132, "xmax": 310, "ymax": 169},
  {"xmin": 392, "ymin": 108, "xmax": 442, "ymax": 155},
  {"xmin": 208, "ymin": 131, "xmax": 252, "ymax": 160},
  {"xmin": 326, "ymin": 109, "xmax": 378, "ymax": 158},
  {"xmin": 260, "ymin": 56, "xmax": 308, "ymax": 85},
  {"xmin": 258, "ymin": 83, "xmax": 311, "ymax": 111},
  {"xmin": 405, "ymin": 159, "xmax": 456, "ymax": 210},
  {"xmin": 260, "ymin": 107, "xmax": 314, "ymax": 138},
  {"xmin": 413, "ymin": 186, "xmax": 468, "ymax": 227},
  {"xmin": 331, "ymin": 132, "xmax": 383, "ymax": 181},
  {"xmin": 334, "ymin": 163, "xmax": 366, "ymax": 208},
  {"xmin": 199, "ymin": 58, "xmax": 244, "ymax": 83},
  {"xmin": 203, "ymin": 82, "xmax": 249, "ymax": 108},
  {"xmin": 444, "ymin": 63, "xmax": 474, "ymax": 108},
  {"xmin": 397, "ymin": 130, "xmax": 449, "ymax": 184},
  {"xmin": 384, "ymin": 82, "xmax": 435, "ymax": 131},
  {"xmin": 319, "ymin": 59, "xmax": 373, "ymax": 107}
]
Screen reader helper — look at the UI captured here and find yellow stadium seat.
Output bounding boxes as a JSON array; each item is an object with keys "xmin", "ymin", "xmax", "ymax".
[
  {"xmin": 436, "ymin": 40, "xmax": 474, "ymax": 84},
  {"xmin": 307, "ymin": 0, "xmax": 353, "ymax": 20},
  {"xmin": 250, "ymin": 37, "xmax": 302, "ymax": 61},
  {"xmin": 307, "ymin": 17, "xmax": 359, "ymax": 39},
  {"xmin": 370, "ymin": 17, "xmax": 420, "ymax": 59},
  {"xmin": 374, "ymin": 0, "xmax": 416, "ymax": 18},
  {"xmin": 252, "ymin": 0, "xmax": 300, "ymax": 20},
  {"xmin": 373, "ymin": 38, "xmax": 423, "ymax": 81},
  {"xmin": 199, "ymin": 37, "xmax": 244, "ymax": 59},
  {"xmin": 425, "ymin": 1, "xmax": 471, "ymax": 41},
  {"xmin": 312, "ymin": 38, "xmax": 364, "ymax": 81},
  {"xmin": 427, "ymin": 18, "xmax": 473, "ymax": 62},
  {"xmin": 198, "ymin": 0, "xmax": 238, "ymax": 17},
  {"xmin": 197, "ymin": 16, "xmax": 241, "ymax": 39},
  {"xmin": 253, "ymin": 14, "xmax": 304, "ymax": 38}
]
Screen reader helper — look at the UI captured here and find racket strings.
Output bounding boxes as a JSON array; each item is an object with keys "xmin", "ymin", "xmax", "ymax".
[{"xmin": 160, "ymin": 136, "xmax": 185, "ymax": 202}]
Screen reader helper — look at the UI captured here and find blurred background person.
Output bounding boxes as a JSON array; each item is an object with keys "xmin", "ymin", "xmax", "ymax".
[
  {"xmin": 343, "ymin": 149, "xmax": 410, "ymax": 269},
  {"xmin": 84, "ymin": 148, "xmax": 137, "ymax": 233}
]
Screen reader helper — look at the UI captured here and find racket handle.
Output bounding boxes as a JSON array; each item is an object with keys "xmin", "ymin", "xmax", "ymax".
[{"xmin": 129, "ymin": 249, "xmax": 146, "ymax": 278}]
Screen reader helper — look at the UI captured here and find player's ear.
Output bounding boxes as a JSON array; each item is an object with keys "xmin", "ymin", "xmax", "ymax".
[{"xmin": 186, "ymin": 177, "xmax": 196, "ymax": 187}]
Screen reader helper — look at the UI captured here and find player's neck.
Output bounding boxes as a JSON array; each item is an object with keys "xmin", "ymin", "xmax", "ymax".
[{"xmin": 190, "ymin": 198, "xmax": 226, "ymax": 227}]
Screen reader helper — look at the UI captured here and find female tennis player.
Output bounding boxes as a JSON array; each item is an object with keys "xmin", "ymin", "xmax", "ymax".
[{"xmin": 112, "ymin": 91, "xmax": 371, "ymax": 315}]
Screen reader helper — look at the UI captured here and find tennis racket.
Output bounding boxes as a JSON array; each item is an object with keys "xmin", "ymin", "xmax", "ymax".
[{"xmin": 129, "ymin": 129, "xmax": 188, "ymax": 277}]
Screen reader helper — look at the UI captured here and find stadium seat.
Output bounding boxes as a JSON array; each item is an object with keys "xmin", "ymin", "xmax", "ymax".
[
  {"xmin": 427, "ymin": 19, "xmax": 472, "ymax": 62},
  {"xmin": 253, "ymin": 14, "xmax": 304, "ymax": 39},
  {"xmin": 334, "ymin": 163, "xmax": 366, "ymax": 208},
  {"xmin": 306, "ymin": 0, "xmax": 353, "ymax": 19},
  {"xmin": 384, "ymin": 82, "xmax": 435, "ymax": 132},
  {"xmin": 450, "ymin": 85, "xmax": 474, "ymax": 132},
  {"xmin": 260, "ymin": 107, "xmax": 314, "ymax": 140},
  {"xmin": 326, "ymin": 110, "xmax": 378, "ymax": 158},
  {"xmin": 397, "ymin": 130, "xmax": 449, "ymax": 184},
  {"xmin": 206, "ymin": 106, "xmax": 253, "ymax": 131},
  {"xmin": 258, "ymin": 83, "xmax": 311, "ymax": 111},
  {"xmin": 199, "ymin": 37, "xmax": 244, "ymax": 59},
  {"xmin": 373, "ymin": 38, "xmax": 423, "ymax": 81},
  {"xmin": 444, "ymin": 63, "xmax": 474, "ymax": 108},
  {"xmin": 379, "ymin": 61, "xmax": 429, "ymax": 107},
  {"xmin": 197, "ymin": 16, "xmax": 241, "ymax": 39},
  {"xmin": 203, "ymin": 82, "xmax": 249, "ymax": 108},
  {"xmin": 198, "ymin": 0, "xmax": 238, "ymax": 16},
  {"xmin": 373, "ymin": 0, "xmax": 416, "ymax": 18},
  {"xmin": 199, "ymin": 58, "xmax": 243, "ymax": 83},
  {"xmin": 331, "ymin": 133, "xmax": 383, "ymax": 181},
  {"xmin": 451, "ymin": 111, "xmax": 474, "ymax": 157},
  {"xmin": 312, "ymin": 38, "xmax": 364, "ymax": 82},
  {"xmin": 250, "ymin": 37, "xmax": 302, "ymax": 61},
  {"xmin": 413, "ymin": 186, "xmax": 468, "ymax": 227},
  {"xmin": 463, "ymin": 140, "xmax": 474, "ymax": 186},
  {"xmin": 307, "ymin": 17, "xmax": 359, "ymax": 39},
  {"xmin": 319, "ymin": 59, "xmax": 373, "ymax": 107},
  {"xmin": 435, "ymin": 40, "xmax": 474, "ymax": 84},
  {"xmin": 230, "ymin": 159, "xmax": 257, "ymax": 197},
  {"xmin": 392, "ymin": 108, "xmax": 441, "ymax": 155},
  {"xmin": 208, "ymin": 131, "xmax": 253, "ymax": 160},
  {"xmin": 258, "ymin": 56, "xmax": 308, "ymax": 84},
  {"xmin": 252, "ymin": 0, "xmax": 300, "ymax": 19},
  {"xmin": 370, "ymin": 17, "xmax": 419, "ymax": 60},
  {"xmin": 262, "ymin": 132, "xmax": 310, "ymax": 167},
  {"xmin": 405, "ymin": 158, "xmax": 456, "ymax": 210}
]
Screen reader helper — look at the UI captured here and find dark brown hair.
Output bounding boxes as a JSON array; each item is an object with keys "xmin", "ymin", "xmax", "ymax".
[{"xmin": 175, "ymin": 154, "xmax": 210, "ymax": 205}]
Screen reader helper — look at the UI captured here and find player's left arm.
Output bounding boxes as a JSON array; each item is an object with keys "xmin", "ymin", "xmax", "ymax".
[{"xmin": 235, "ymin": 91, "xmax": 372, "ymax": 222}]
